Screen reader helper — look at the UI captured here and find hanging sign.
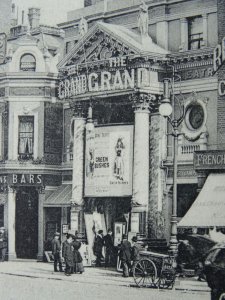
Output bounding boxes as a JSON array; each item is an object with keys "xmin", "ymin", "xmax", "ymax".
[{"xmin": 85, "ymin": 125, "xmax": 133, "ymax": 197}]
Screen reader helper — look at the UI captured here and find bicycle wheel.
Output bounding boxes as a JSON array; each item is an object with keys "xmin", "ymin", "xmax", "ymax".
[{"xmin": 133, "ymin": 258, "xmax": 157, "ymax": 288}]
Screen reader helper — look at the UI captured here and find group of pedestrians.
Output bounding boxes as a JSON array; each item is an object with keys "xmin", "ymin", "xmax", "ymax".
[
  {"xmin": 93, "ymin": 229, "xmax": 116, "ymax": 267},
  {"xmin": 51, "ymin": 232, "xmax": 84, "ymax": 276}
]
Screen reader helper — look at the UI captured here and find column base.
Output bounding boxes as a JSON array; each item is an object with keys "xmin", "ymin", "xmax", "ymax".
[
  {"xmin": 37, "ymin": 253, "xmax": 44, "ymax": 262},
  {"xmin": 6, "ymin": 252, "xmax": 17, "ymax": 261}
]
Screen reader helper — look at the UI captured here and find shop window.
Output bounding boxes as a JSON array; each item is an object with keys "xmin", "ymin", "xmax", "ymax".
[
  {"xmin": 177, "ymin": 184, "xmax": 198, "ymax": 218},
  {"xmin": 20, "ymin": 54, "xmax": 36, "ymax": 71},
  {"xmin": 188, "ymin": 16, "xmax": 203, "ymax": 50},
  {"xmin": 18, "ymin": 116, "xmax": 34, "ymax": 160}
]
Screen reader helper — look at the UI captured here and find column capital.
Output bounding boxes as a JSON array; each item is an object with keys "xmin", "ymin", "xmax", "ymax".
[
  {"xmin": 130, "ymin": 92, "xmax": 157, "ymax": 113},
  {"xmin": 70, "ymin": 101, "xmax": 87, "ymax": 118},
  {"xmin": 180, "ymin": 17, "xmax": 188, "ymax": 23},
  {"xmin": 202, "ymin": 13, "xmax": 208, "ymax": 19}
]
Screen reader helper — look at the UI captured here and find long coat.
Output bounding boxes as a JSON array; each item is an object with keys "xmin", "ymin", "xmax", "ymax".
[
  {"xmin": 119, "ymin": 240, "xmax": 131, "ymax": 263},
  {"xmin": 62, "ymin": 240, "xmax": 74, "ymax": 267},
  {"xmin": 93, "ymin": 235, "xmax": 104, "ymax": 255},
  {"xmin": 72, "ymin": 240, "xmax": 83, "ymax": 263},
  {"xmin": 51, "ymin": 238, "xmax": 61, "ymax": 255}
]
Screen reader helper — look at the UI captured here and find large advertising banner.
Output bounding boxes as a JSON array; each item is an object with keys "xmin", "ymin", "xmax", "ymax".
[{"xmin": 85, "ymin": 125, "xmax": 133, "ymax": 197}]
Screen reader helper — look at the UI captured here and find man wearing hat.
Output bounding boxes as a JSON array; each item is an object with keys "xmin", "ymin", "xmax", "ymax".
[
  {"xmin": 119, "ymin": 234, "xmax": 132, "ymax": 277},
  {"xmin": 0, "ymin": 227, "xmax": 7, "ymax": 262},
  {"xmin": 51, "ymin": 232, "xmax": 63, "ymax": 272},
  {"xmin": 131, "ymin": 236, "xmax": 142, "ymax": 267}
]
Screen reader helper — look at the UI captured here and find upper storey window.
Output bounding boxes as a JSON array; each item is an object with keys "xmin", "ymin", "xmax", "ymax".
[
  {"xmin": 18, "ymin": 116, "xmax": 34, "ymax": 160},
  {"xmin": 20, "ymin": 54, "xmax": 36, "ymax": 71},
  {"xmin": 188, "ymin": 16, "xmax": 203, "ymax": 50}
]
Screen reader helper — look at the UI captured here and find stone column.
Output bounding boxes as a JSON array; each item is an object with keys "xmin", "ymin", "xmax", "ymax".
[
  {"xmin": 130, "ymin": 92, "xmax": 153, "ymax": 234},
  {"xmin": 7, "ymin": 188, "xmax": 17, "ymax": 260},
  {"xmin": 71, "ymin": 106, "xmax": 86, "ymax": 233},
  {"xmin": 37, "ymin": 191, "xmax": 44, "ymax": 261},
  {"xmin": 202, "ymin": 13, "xmax": 208, "ymax": 47},
  {"xmin": 180, "ymin": 18, "xmax": 188, "ymax": 51}
]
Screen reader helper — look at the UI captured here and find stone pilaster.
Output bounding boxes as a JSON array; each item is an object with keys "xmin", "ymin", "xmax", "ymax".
[
  {"xmin": 156, "ymin": 21, "xmax": 169, "ymax": 50},
  {"xmin": 148, "ymin": 113, "xmax": 168, "ymax": 239},
  {"xmin": 71, "ymin": 105, "xmax": 86, "ymax": 233},
  {"xmin": 180, "ymin": 18, "xmax": 188, "ymax": 51},
  {"xmin": 37, "ymin": 191, "xmax": 44, "ymax": 261},
  {"xmin": 7, "ymin": 189, "xmax": 17, "ymax": 260},
  {"xmin": 202, "ymin": 13, "xmax": 208, "ymax": 47}
]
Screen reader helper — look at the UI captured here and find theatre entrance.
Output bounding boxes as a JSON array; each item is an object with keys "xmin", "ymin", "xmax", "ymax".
[{"xmin": 15, "ymin": 187, "xmax": 38, "ymax": 259}]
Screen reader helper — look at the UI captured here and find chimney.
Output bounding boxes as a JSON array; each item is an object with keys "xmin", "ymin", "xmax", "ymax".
[
  {"xmin": 22, "ymin": 10, "xmax": 24, "ymax": 25},
  {"xmin": 11, "ymin": 3, "xmax": 17, "ymax": 26},
  {"xmin": 28, "ymin": 7, "xmax": 40, "ymax": 29}
]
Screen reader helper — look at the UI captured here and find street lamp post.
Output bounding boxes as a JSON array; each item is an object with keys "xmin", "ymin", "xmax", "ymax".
[{"xmin": 159, "ymin": 78, "xmax": 185, "ymax": 256}]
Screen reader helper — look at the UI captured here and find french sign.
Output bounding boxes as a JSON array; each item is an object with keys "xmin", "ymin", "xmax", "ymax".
[
  {"xmin": 194, "ymin": 151, "xmax": 225, "ymax": 170},
  {"xmin": 85, "ymin": 125, "xmax": 133, "ymax": 197}
]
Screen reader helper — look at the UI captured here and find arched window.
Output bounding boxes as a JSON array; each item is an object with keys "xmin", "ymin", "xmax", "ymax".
[{"xmin": 20, "ymin": 54, "xmax": 36, "ymax": 71}]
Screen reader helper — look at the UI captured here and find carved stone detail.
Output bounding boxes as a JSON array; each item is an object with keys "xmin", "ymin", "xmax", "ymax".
[{"xmin": 130, "ymin": 92, "xmax": 158, "ymax": 113}]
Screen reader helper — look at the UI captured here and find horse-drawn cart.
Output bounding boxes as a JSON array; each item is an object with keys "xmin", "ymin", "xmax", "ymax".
[{"xmin": 133, "ymin": 250, "xmax": 176, "ymax": 289}]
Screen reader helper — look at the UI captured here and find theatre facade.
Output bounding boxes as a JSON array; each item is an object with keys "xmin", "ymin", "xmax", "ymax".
[{"xmin": 0, "ymin": 0, "xmax": 222, "ymax": 261}]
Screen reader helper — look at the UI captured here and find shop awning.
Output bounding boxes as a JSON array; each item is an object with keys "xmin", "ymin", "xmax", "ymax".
[
  {"xmin": 178, "ymin": 174, "xmax": 225, "ymax": 228},
  {"xmin": 44, "ymin": 184, "xmax": 72, "ymax": 207}
]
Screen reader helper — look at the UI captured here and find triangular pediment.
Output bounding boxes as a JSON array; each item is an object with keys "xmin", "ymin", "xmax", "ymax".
[{"xmin": 58, "ymin": 22, "xmax": 168, "ymax": 70}]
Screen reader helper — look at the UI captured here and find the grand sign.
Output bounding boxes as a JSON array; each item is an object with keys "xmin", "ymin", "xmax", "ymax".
[
  {"xmin": 58, "ymin": 57, "xmax": 152, "ymax": 99},
  {"xmin": 194, "ymin": 151, "xmax": 225, "ymax": 170},
  {"xmin": 85, "ymin": 125, "xmax": 133, "ymax": 197}
]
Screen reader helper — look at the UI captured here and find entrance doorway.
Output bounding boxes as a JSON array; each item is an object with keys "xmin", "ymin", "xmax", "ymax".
[{"xmin": 16, "ymin": 187, "xmax": 38, "ymax": 259}]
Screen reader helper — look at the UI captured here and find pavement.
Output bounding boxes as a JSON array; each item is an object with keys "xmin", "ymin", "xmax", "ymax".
[{"xmin": 0, "ymin": 260, "xmax": 211, "ymax": 293}]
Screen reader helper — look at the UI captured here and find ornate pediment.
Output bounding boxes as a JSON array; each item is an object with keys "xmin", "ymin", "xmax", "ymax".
[{"xmin": 58, "ymin": 22, "xmax": 168, "ymax": 71}]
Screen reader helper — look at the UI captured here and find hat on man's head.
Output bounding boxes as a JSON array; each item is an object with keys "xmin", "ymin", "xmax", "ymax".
[
  {"xmin": 122, "ymin": 234, "xmax": 127, "ymax": 240},
  {"xmin": 132, "ymin": 236, "xmax": 137, "ymax": 242},
  {"xmin": 0, "ymin": 227, "xmax": 5, "ymax": 230},
  {"xmin": 98, "ymin": 230, "xmax": 103, "ymax": 234},
  {"xmin": 54, "ymin": 232, "xmax": 60, "ymax": 237}
]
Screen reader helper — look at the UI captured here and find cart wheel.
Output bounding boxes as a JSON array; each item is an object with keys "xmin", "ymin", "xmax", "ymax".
[
  {"xmin": 133, "ymin": 258, "xmax": 157, "ymax": 288},
  {"xmin": 158, "ymin": 270, "xmax": 176, "ymax": 289}
]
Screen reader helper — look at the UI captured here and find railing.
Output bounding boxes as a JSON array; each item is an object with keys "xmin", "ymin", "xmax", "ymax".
[{"xmin": 180, "ymin": 144, "xmax": 200, "ymax": 155}]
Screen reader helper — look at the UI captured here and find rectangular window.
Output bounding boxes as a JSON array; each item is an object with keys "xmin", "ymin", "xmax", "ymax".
[
  {"xmin": 18, "ymin": 116, "xmax": 34, "ymax": 160},
  {"xmin": 188, "ymin": 16, "xmax": 203, "ymax": 50}
]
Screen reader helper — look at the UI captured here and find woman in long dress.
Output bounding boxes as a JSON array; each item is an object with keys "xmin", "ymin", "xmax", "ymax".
[{"xmin": 73, "ymin": 237, "xmax": 84, "ymax": 274}]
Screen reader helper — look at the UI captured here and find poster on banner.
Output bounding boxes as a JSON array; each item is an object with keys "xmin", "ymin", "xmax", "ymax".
[{"xmin": 85, "ymin": 125, "xmax": 133, "ymax": 197}]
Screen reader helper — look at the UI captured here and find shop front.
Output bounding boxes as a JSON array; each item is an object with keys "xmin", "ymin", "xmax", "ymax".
[{"xmin": 0, "ymin": 172, "xmax": 44, "ymax": 260}]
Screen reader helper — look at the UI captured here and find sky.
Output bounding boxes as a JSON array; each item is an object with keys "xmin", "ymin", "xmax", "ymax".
[{"xmin": 13, "ymin": 0, "xmax": 84, "ymax": 26}]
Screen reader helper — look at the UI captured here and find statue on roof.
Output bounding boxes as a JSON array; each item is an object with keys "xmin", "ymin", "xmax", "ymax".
[
  {"xmin": 138, "ymin": 1, "xmax": 149, "ymax": 36},
  {"xmin": 78, "ymin": 17, "xmax": 88, "ymax": 38}
]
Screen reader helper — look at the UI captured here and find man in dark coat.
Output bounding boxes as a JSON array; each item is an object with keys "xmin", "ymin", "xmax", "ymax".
[
  {"xmin": 62, "ymin": 234, "xmax": 74, "ymax": 276},
  {"xmin": 51, "ymin": 232, "xmax": 63, "ymax": 272},
  {"xmin": 0, "ymin": 227, "xmax": 7, "ymax": 262},
  {"xmin": 103, "ymin": 229, "xmax": 115, "ymax": 267},
  {"xmin": 94, "ymin": 230, "xmax": 104, "ymax": 267},
  {"xmin": 119, "ymin": 234, "xmax": 132, "ymax": 277},
  {"xmin": 131, "ymin": 236, "xmax": 142, "ymax": 264}
]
